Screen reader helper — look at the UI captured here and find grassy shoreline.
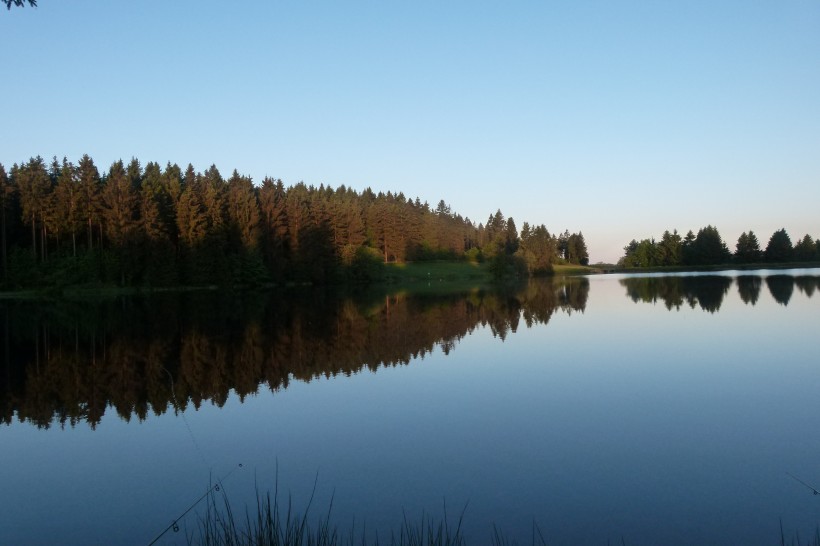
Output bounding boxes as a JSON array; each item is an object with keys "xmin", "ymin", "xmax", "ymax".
[{"xmin": 2, "ymin": 260, "xmax": 818, "ymax": 300}]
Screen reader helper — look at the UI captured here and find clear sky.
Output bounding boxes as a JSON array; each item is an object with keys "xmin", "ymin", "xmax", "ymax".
[{"xmin": 2, "ymin": 1, "xmax": 818, "ymax": 263}]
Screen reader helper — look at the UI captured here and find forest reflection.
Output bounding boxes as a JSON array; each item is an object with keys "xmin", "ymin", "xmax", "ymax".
[
  {"xmin": 1, "ymin": 278, "xmax": 588, "ymax": 429},
  {"xmin": 620, "ymin": 273, "xmax": 819, "ymax": 311}
]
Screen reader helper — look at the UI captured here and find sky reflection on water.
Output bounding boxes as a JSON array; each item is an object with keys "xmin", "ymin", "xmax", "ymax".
[{"xmin": 1, "ymin": 271, "xmax": 819, "ymax": 545}]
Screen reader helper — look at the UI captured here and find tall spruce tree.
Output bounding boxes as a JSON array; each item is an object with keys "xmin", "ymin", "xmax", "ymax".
[{"xmin": 76, "ymin": 154, "xmax": 101, "ymax": 252}]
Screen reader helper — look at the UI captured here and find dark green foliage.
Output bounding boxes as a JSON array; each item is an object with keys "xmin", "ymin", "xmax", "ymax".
[
  {"xmin": 517, "ymin": 223, "xmax": 555, "ymax": 275},
  {"xmin": 344, "ymin": 246, "xmax": 385, "ymax": 283},
  {"xmin": 1, "ymin": 154, "xmax": 572, "ymax": 290},
  {"xmin": 685, "ymin": 225, "xmax": 731, "ymax": 265},
  {"xmin": 621, "ymin": 226, "xmax": 771, "ymax": 268},
  {"xmin": 554, "ymin": 229, "xmax": 588, "ymax": 265},
  {"xmin": 765, "ymin": 228, "xmax": 794, "ymax": 262},
  {"xmin": 734, "ymin": 231, "xmax": 762, "ymax": 263},
  {"xmin": 566, "ymin": 232, "xmax": 589, "ymax": 265},
  {"xmin": 656, "ymin": 230, "xmax": 682, "ymax": 266},
  {"xmin": 793, "ymin": 234, "xmax": 816, "ymax": 262},
  {"xmin": 622, "ymin": 224, "xmax": 817, "ymax": 269},
  {"xmin": 620, "ymin": 239, "xmax": 658, "ymax": 268}
]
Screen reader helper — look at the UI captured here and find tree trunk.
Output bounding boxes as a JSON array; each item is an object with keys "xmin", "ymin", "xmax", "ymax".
[
  {"xmin": 31, "ymin": 214, "xmax": 36, "ymax": 259},
  {"xmin": 41, "ymin": 222, "xmax": 47, "ymax": 262}
]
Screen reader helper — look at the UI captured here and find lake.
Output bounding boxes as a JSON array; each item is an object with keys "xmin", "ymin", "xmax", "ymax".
[{"xmin": 2, "ymin": 269, "xmax": 819, "ymax": 545}]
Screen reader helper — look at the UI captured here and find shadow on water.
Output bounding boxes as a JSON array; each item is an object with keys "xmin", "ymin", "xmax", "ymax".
[{"xmin": 0, "ymin": 277, "xmax": 588, "ymax": 429}]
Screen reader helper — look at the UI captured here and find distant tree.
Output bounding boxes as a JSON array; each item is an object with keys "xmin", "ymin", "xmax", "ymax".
[
  {"xmin": 226, "ymin": 170, "xmax": 260, "ymax": 249},
  {"xmin": 764, "ymin": 228, "xmax": 793, "ymax": 263},
  {"xmin": 15, "ymin": 156, "xmax": 51, "ymax": 260},
  {"xmin": 101, "ymin": 160, "xmax": 139, "ymax": 284},
  {"xmin": 681, "ymin": 230, "xmax": 696, "ymax": 264},
  {"xmin": 620, "ymin": 238, "xmax": 658, "ymax": 268},
  {"xmin": 656, "ymin": 230, "xmax": 682, "ymax": 266},
  {"xmin": 483, "ymin": 210, "xmax": 508, "ymax": 259},
  {"xmin": 76, "ymin": 154, "xmax": 101, "ymax": 251},
  {"xmin": 100, "ymin": 160, "xmax": 138, "ymax": 245},
  {"xmin": 517, "ymin": 222, "xmax": 555, "ymax": 274},
  {"xmin": 258, "ymin": 177, "xmax": 289, "ymax": 280},
  {"xmin": 793, "ymin": 234, "xmax": 817, "ymax": 262},
  {"xmin": 566, "ymin": 232, "xmax": 589, "ymax": 265},
  {"xmin": 53, "ymin": 158, "xmax": 81, "ymax": 256},
  {"xmin": 685, "ymin": 225, "xmax": 731, "ymax": 265},
  {"xmin": 138, "ymin": 162, "xmax": 166, "ymax": 241},
  {"xmin": 557, "ymin": 229, "xmax": 570, "ymax": 261},
  {"xmin": 505, "ymin": 217, "xmax": 520, "ymax": 255},
  {"xmin": 4, "ymin": 0, "xmax": 36, "ymax": 9},
  {"xmin": 734, "ymin": 230, "xmax": 762, "ymax": 264},
  {"xmin": 126, "ymin": 158, "xmax": 142, "ymax": 191},
  {"xmin": 176, "ymin": 180, "xmax": 207, "ymax": 247}
]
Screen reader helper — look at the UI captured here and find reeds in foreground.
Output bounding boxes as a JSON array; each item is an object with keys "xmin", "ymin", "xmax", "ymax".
[
  {"xmin": 183, "ymin": 483, "xmax": 820, "ymax": 546},
  {"xmin": 186, "ymin": 480, "xmax": 470, "ymax": 546}
]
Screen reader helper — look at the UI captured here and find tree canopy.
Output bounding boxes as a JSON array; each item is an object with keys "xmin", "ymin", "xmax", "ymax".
[
  {"xmin": 0, "ymin": 154, "xmax": 583, "ymax": 289},
  {"xmin": 620, "ymin": 226, "xmax": 818, "ymax": 268}
]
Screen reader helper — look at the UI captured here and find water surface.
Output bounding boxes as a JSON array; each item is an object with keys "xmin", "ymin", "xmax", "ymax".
[{"xmin": 2, "ymin": 270, "xmax": 819, "ymax": 545}]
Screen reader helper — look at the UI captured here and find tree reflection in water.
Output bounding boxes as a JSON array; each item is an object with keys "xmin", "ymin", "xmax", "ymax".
[
  {"xmin": 1, "ymin": 278, "xmax": 588, "ymax": 429},
  {"xmin": 621, "ymin": 272, "xmax": 819, "ymax": 311}
]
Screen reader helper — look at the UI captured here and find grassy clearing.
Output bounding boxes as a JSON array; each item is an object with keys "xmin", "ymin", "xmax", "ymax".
[
  {"xmin": 552, "ymin": 264, "xmax": 601, "ymax": 276},
  {"xmin": 381, "ymin": 261, "xmax": 492, "ymax": 283}
]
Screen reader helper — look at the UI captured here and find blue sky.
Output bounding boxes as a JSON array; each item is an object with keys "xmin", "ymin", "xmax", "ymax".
[{"xmin": 2, "ymin": 1, "xmax": 818, "ymax": 263}]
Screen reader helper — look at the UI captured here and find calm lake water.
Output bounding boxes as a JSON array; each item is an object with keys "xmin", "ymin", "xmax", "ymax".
[{"xmin": 2, "ymin": 269, "xmax": 820, "ymax": 545}]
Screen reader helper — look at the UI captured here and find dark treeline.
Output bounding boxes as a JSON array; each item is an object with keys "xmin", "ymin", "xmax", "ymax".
[
  {"xmin": 620, "ymin": 274, "xmax": 819, "ymax": 311},
  {"xmin": 620, "ymin": 226, "xmax": 820, "ymax": 268},
  {"xmin": 0, "ymin": 155, "xmax": 588, "ymax": 288},
  {"xmin": 0, "ymin": 278, "xmax": 589, "ymax": 429}
]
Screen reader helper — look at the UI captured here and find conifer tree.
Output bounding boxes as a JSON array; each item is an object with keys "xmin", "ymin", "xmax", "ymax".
[
  {"xmin": 764, "ymin": 228, "xmax": 793, "ymax": 263},
  {"xmin": 16, "ymin": 156, "xmax": 51, "ymax": 260},
  {"xmin": 76, "ymin": 154, "xmax": 101, "ymax": 252},
  {"xmin": 793, "ymin": 234, "xmax": 816, "ymax": 262},
  {"xmin": 54, "ymin": 158, "xmax": 81, "ymax": 256},
  {"xmin": 734, "ymin": 231, "xmax": 762, "ymax": 263}
]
